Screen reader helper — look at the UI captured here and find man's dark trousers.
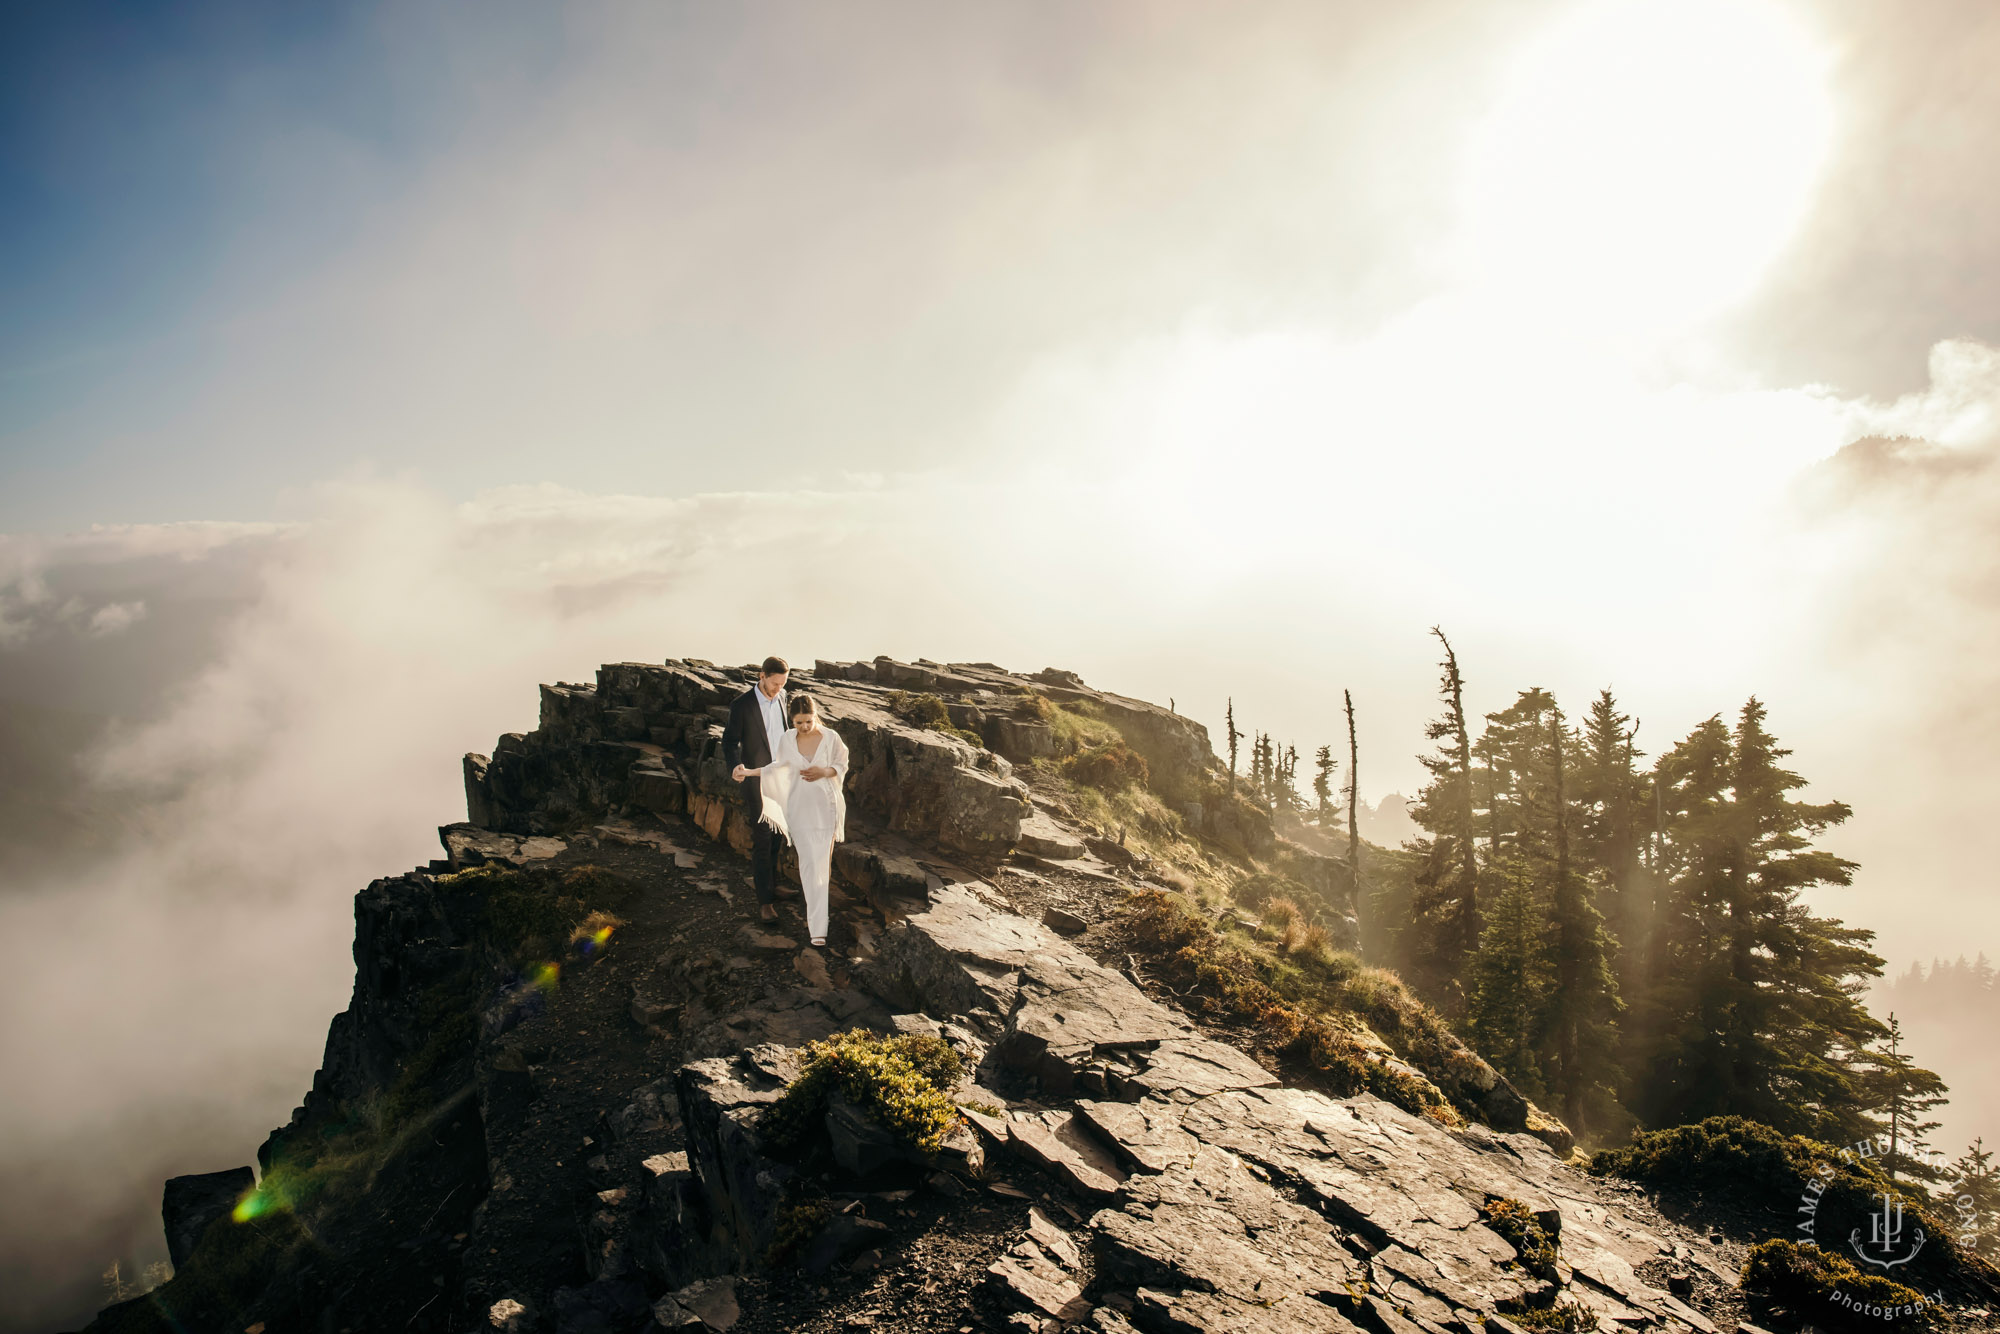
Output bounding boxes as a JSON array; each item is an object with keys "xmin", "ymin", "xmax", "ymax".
[
  {"xmin": 740, "ymin": 774, "xmax": 778, "ymax": 905},
  {"xmin": 723, "ymin": 682, "xmax": 786, "ymax": 908}
]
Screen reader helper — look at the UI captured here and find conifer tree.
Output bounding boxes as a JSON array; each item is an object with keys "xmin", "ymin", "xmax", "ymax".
[
  {"xmin": 1469, "ymin": 861, "xmax": 1550, "ymax": 1095},
  {"xmin": 1313, "ymin": 744, "xmax": 1336, "ymax": 824},
  {"xmin": 1407, "ymin": 628, "xmax": 1481, "ymax": 1003},
  {"xmin": 1539, "ymin": 703, "xmax": 1622, "ymax": 1132},
  {"xmin": 1636, "ymin": 699, "xmax": 1911, "ymax": 1142},
  {"xmin": 1865, "ymin": 1013, "xmax": 1949, "ymax": 1184},
  {"xmin": 1947, "ymin": 1140, "xmax": 2000, "ymax": 1257},
  {"xmin": 1580, "ymin": 690, "xmax": 1652, "ymax": 1007}
]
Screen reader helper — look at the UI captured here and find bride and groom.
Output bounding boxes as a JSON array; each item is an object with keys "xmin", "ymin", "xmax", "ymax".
[{"xmin": 721, "ymin": 655, "xmax": 848, "ymax": 947}]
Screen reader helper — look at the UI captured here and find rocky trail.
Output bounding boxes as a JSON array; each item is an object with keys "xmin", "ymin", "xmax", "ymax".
[{"xmin": 78, "ymin": 656, "xmax": 1981, "ymax": 1334}]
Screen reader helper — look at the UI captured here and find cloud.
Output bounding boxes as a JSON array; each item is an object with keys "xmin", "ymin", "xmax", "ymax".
[
  {"xmin": 83, "ymin": 602, "xmax": 145, "ymax": 636},
  {"xmin": 0, "ymin": 521, "xmax": 289, "ymax": 651}
]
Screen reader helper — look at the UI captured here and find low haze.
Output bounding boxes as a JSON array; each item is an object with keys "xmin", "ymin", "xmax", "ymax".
[{"xmin": 6, "ymin": 1, "xmax": 2000, "ymax": 1328}]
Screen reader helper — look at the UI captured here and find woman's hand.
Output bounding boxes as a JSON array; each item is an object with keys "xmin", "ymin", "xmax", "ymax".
[{"xmin": 732, "ymin": 764, "xmax": 748, "ymax": 782}]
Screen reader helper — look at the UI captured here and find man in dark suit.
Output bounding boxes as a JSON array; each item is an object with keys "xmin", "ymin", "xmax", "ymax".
[{"xmin": 722, "ymin": 655, "xmax": 797, "ymax": 922}]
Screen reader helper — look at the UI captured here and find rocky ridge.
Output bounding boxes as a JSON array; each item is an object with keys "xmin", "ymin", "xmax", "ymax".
[{"xmin": 84, "ymin": 657, "xmax": 1801, "ymax": 1334}]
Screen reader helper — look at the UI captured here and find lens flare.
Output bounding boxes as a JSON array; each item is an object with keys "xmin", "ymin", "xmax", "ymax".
[{"xmin": 231, "ymin": 1184, "xmax": 278, "ymax": 1223}]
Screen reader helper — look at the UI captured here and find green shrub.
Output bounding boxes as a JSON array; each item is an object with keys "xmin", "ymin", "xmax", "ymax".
[
  {"xmin": 1743, "ymin": 1239, "xmax": 1934, "ymax": 1330},
  {"xmin": 1483, "ymin": 1196, "xmax": 1559, "ymax": 1281},
  {"xmin": 761, "ymin": 1028, "xmax": 966, "ymax": 1156}
]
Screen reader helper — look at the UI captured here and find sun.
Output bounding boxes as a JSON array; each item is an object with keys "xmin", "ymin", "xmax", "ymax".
[{"xmin": 1464, "ymin": 0, "xmax": 1834, "ymax": 336}]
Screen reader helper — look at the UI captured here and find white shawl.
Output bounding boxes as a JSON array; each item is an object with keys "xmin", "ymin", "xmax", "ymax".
[{"xmin": 755, "ymin": 724, "xmax": 849, "ymax": 845}]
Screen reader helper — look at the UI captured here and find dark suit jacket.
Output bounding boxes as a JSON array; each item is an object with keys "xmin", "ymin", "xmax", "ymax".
[{"xmin": 721, "ymin": 685, "xmax": 786, "ymax": 775}]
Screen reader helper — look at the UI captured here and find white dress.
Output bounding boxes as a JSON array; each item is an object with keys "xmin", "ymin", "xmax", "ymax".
[{"xmin": 754, "ymin": 725, "xmax": 849, "ymax": 941}]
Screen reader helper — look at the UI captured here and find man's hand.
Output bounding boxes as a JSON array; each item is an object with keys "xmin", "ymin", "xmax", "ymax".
[{"xmin": 732, "ymin": 764, "xmax": 748, "ymax": 782}]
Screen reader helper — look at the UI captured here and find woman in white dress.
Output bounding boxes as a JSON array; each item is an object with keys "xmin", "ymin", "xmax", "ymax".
[{"xmin": 736, "ymin": 693, "xmax": 848, "ymax": 946}]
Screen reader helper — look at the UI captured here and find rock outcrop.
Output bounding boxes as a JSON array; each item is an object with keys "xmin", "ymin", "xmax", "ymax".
[
  {"xmin": 467, "ymin": 660, "xmax": 1042, "ymax": 862},
  {"xmin": 89, "ymin": 655, "xmax": 1845, "ymax": 1334}
]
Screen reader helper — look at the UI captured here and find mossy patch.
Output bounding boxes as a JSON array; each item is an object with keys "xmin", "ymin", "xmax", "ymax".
[
  {"xmin": 761, "ymin": 1028, "xmax": 967, "ymax": 1157},
  {"xmin": 885, "ymin": 690, "xmax": 983, "ymax": 747},
  {"xmin": 1743, "ymin": 1239, "xmax": 1935, "ymax": 1331}
]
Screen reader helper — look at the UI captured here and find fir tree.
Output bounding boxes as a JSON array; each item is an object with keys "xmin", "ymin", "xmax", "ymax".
[
  {"xmin": 1637, "ymin": 699, "xmax": 1908, "ymax": 1142},
  {"xmin": 1864, "ymin": 1013, "xmax": 1949, "ymax": 1185},
  {"xmin": 1407, "ymin": 627, "xmax": 1481, "ymax": 1004},
  {"xmin": 1538, "ymin": 703, "xmax": 1622, "ymax": 1133},
  {"xmin": 1313, "ymin": 744, "xmax": 1337, "ymax": 825},
  {"xmin": 1469, "ymin": 860, "xmax": 1550, "ymax": 1096},
  {"xmin": 1580, "ymin": 690, "xmax": 1652, "ymax": 1001},
  {"xmin": 1947, "ymin": 1139, "xmax": 2000, "ymax": 1258}
]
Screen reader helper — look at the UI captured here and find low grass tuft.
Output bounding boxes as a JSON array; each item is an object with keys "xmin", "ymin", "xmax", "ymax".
[{"xmin": 1125, "ymin": 889, "xmax": 1457, "ymax": 1124}]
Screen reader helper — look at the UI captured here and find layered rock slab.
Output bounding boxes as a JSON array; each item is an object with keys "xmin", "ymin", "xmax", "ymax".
[
  {"xmin": 864, "ymin": 883, "xmax": 1189, "ymax": 1093},
  {"xmin": 1090, "ymin": 1144, "xmax": 1365, "ymax": 1328}
]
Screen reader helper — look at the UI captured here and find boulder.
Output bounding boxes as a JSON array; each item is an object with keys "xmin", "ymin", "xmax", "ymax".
[
  {"xmin": 651, "ymin": 1275, "xmax": 740, "ymax": 1330},
  {"xmin": 989, "ymin": 717, "xmax": 1056, "ymax": 762},
  {"xmin": 628, "ymin": 765, "xmax": 686, "ymax": 816},
  {"xmin": 1016, "ymin": 809, "xmax": 1086, "ymax": 861},
  {"xmin": 1042, "ymin": 905, "xmax": 1089, "ymax": 936},
  {"xmin": 162, "ymin": 1167, "xmax": 254, "ymax": 1270},
  {"xmin": 675, "ymin": 1054, "xmax": 794, "ymax": 1266},
  {"xmin": 826, "ymin": 1096, "xmax": 901, "ymax": 1177}
]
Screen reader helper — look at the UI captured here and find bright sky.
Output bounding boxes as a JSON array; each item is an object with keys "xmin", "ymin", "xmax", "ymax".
[
  {"xmin": 8, "ymin": 3, "xmax": 2000, "ymax": 1321},
  {"xmin": 7, "ymin": 0, "xmax": 2000, "ymax": 948}
]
